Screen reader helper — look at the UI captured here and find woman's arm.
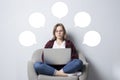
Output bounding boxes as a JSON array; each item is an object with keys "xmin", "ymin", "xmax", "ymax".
[
  {"xmin": 70, "ymin": 41, "xmax": 79, "ymax": 59},
  {"xmin": 66, "ymin": 40, "xmax": 79, "ymax": 60},
  {"xmin": 44, "ymin": 40, "xmax": 54, "ymax": 48}
]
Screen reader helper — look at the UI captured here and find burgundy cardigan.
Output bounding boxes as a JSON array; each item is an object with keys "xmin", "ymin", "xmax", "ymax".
[{"xmin": 44, "ymin": 39, "xmax": 78, "ymax": 60}]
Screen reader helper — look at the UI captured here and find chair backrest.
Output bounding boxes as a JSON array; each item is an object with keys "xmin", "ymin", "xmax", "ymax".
[
  {"xmin": 32, "ymin": 49, "xmax": 43, "ymax": 63},
  {"xmin": 78, "ymin": 52, "xmax": 87, "ymax": 64}
]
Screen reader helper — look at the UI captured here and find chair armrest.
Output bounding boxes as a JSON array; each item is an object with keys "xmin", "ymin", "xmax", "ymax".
[
  {"xmin": 78, "ymin": 53, "xmax": 89, "ymax": 80},
  {"xmin": 27, "ymin": 60, "xmax": 37, "ymax": 80},
  {"xmin": 79, "ymin": 62, "xmax": 89, "ymax": 80},
  {"xmin": 32, "ymin": 49, "xmax": 43, "ymax": 63},
  {"xmin": 78, "ymin": 52, "xmax": 87, "ymax": 64}
]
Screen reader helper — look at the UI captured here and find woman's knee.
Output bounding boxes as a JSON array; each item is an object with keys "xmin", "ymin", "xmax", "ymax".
[
  {"xmin": 72, "ymin": 59, "xmax": 83, "ymax": 67},
  {"xmin": 34, "ymin": 62, "xmax": 42, "ymax": 69},
  {"xmin": 34, "ymin": 62, "xmax": 45, "ymax": 75}
]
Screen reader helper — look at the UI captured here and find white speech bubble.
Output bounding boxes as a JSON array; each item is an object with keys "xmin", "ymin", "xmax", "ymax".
[
  {"xmin": 74, "ymin": 12, "xmax": 91, "ymax": 28},
  {"xmin": 51, "ymin": 2, "xmax": 68, "ymax": 19},
  {"xmin": 19, "ymin": 31, "xmax": 37, "ymax": 47},
  {"xmin": 83, "ymin": 31, "xmax": 101, "ymax": 47},
  {"xmin": 29, "ymin": 12, "xmax": 45, "ymax": 28}
]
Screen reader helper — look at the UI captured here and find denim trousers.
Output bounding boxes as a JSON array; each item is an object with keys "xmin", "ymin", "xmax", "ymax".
[{"xmin": 34, "ymin": 59, "xmax": 83, "ymax": 76}]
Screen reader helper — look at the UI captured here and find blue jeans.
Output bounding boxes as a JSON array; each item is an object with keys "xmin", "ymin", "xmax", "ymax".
[{"xmin": 34, "ymin": 59, "xmax": 83, "ymax": 76}]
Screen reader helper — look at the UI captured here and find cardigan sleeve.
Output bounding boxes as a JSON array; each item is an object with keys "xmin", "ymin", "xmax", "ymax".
[
  {"xmin": 66, "ymin": 40, "xmax": 79, "ymax": 60},
  {"xmin": 44, "ymin": 40, "xmax": 54, "ymax": 48},
  {"xmin": 71, "ymin": 41, "xmax": 79, "ymax": 59},
  {"xmin": 41, "ymin": 40, "xmax": 54, "ymax": 62}
]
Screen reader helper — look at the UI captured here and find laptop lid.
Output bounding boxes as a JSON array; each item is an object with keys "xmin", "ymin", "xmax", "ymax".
[{"xmin": 43, "ymin": 48, "xmax": 71, "ymax": 65}]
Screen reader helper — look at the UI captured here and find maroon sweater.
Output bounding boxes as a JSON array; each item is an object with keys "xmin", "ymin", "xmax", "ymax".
[{"xmin": 44, "ymin": 39, "xmax": 78, "ymax": 60}]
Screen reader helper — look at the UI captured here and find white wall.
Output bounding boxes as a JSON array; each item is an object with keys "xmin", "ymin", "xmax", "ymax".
[{"xmin": 0, "ymin": 0, "xmax": 120, "ymax": 80}]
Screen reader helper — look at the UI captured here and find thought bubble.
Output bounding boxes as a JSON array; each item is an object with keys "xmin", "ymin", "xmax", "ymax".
[
  {"xmin": 29, "ymin": 12, "xmax": 45, "ymax": 28},
  {"xmin": 51, "ymin": 2, "xmax": 68, "ymax": 19},
  {"xmin": 74, "ymin": 12, "xmax": 91, "ymax": 28},
  {"xmin": 19, "ymin": 31, "xmax": 37, "ymax": 47},
  {"xmin": 83, "ymin": 31, "xmax": 101, "ymax": 47}
]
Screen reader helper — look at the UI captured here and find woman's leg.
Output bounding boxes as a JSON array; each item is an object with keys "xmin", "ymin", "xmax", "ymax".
[
  {"xmin": 34, "ymin": 62, "xmax": 68, "ymax": 76},
  {"xmin": 62, "ymin": 59, "xmax": 83, "ymax": 73},
  {"xmin": 34, "ymin": 62, "xmax": 55, "ymax": 75}
]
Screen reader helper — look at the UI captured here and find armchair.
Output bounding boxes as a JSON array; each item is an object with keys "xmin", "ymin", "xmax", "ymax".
[{"xmin": 27, "ymin": 49, "xmax": 88, "ymax": 80}]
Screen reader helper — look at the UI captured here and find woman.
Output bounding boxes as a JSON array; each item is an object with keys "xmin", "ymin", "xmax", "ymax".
[{"xmin": 34, "ymin": 23, "xmax": 83, "ymax": 77}]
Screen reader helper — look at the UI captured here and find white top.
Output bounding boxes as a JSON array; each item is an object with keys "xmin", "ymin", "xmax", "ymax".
[{"xmin": 53, "ymin": 41, "xmax": 65, "ymax": 48}]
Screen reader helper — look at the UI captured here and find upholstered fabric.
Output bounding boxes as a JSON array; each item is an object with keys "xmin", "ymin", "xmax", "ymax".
[
  {"xmin": 38, "ymin": 75, "xmax": 78, "ymax": 80},
  {"xmin": 27, "ymin": 49, "xmax": 88, "ymax": 80},
  {"xmin": 32, "ymin": 49, "xmax": 43, "ymax": 62}
]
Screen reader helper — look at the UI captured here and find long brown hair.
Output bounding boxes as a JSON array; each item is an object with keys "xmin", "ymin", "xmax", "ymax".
[{"xmin": 52, "ymin": 23, "xmax": 67, "ymax": 40}]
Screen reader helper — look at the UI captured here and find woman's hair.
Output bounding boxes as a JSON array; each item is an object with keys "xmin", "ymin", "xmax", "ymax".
[{"xmin": 52, "ymin": 23, "xmax": 67, "ymax": 40}]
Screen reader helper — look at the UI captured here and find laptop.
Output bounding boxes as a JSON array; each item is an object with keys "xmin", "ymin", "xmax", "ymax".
[{"xmin": 43, "ymin": 48, "xmax": 71, "ymax": 65}]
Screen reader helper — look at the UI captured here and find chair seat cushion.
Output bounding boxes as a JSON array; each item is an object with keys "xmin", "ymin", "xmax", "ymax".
[{"xmin": 38, "ymin": 74, "xmax": 78, "ymax": 80}]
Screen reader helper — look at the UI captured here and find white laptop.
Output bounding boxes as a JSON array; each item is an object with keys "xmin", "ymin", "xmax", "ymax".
[{"xmin": 43, "ymin": 48, "xmax": 71, "ymax": 65}]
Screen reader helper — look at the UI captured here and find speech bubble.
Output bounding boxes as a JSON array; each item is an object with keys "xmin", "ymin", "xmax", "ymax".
[
  {"xmin": 83, "ymin": 31, "xmax": 101, "ymax": 47},
  {"xmin": 51, "ymin": 2, "xmax": 68, "ymax": 19},
  {"xmin": 19, "ymin": 31, "xmax": 37, "ymax": 47},
  {"xmin": 74, "ymin": 11, "xmax": 91, "ymax": 28},
  {"xmin": 29, "ymin": 12, "xmax": 45, "ymax": 28}
]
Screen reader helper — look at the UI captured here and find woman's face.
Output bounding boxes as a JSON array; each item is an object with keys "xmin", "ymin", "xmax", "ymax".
[{"xmin": 55, "ymin": 26, "xmax": 64, "ymax": 40}]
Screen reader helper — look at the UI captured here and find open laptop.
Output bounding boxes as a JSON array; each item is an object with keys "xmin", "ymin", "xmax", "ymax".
[{"xmin": 43, "ymin": 48, "xmax": 71, "ymax": 65}]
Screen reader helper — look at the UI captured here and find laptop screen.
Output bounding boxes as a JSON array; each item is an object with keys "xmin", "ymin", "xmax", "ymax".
[{"xmin": 43, "ymin": 48, "xmax": 71, "ymax": 65}]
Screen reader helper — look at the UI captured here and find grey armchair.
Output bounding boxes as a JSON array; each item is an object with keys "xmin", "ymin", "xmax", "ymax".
[{"xmin": 27, "ymin": 49, "xmax": 88, "ymax": 80}]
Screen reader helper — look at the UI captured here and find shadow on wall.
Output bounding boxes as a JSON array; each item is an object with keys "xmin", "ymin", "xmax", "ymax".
[
  {"xmin": 67, "ymin": 33, "xmax": 75, "ymax": 42},
  {"xmin": 67, "ymin": 33, "xmax": 103, "ymax": 80},
  {"xmin": 67, "ymin": 33, "xmax": 84, "ymax": 54},
  {"xmin": 87, "ymin": 59, "xmax": 103, "ymax": 80}
]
